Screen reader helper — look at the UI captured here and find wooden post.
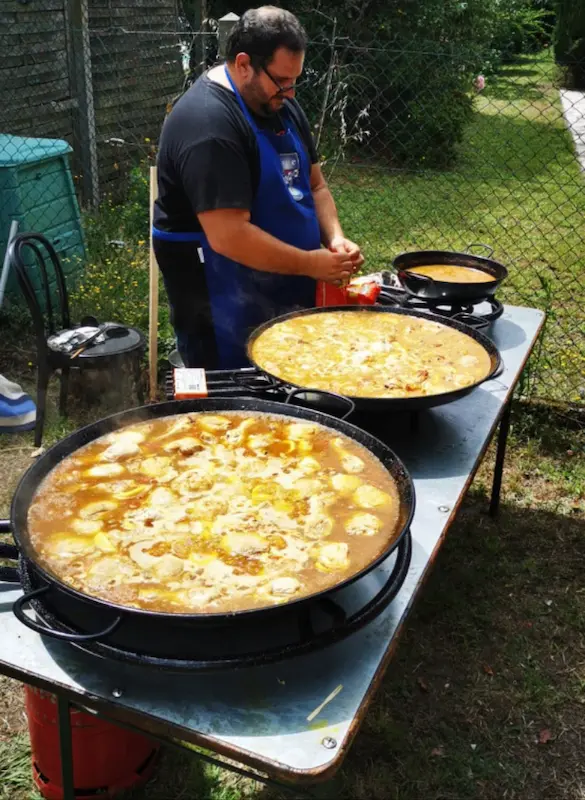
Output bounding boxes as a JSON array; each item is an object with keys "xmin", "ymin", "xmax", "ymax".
[
  {"xmin": 218, "ymin": 12, "xmax": 239, "ymax": 59},
  {"xmin": 64, "ymin": 0, "xmax": 99, "ymax": 208},
  {"xmin": 148, "ymin": 166, "xmax": 159, "ymax": 403}
]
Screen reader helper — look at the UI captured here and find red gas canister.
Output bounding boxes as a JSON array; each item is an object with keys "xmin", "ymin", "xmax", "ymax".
[{"xmin": 24, "ymin": 686, "xmax": 159, "ymax": 799}]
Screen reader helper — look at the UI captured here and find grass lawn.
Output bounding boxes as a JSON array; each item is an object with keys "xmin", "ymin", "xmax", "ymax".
[
  {"xmin": 0, "ymin": 47, "xmax": 584, "ymax": 800},
  {"xmin": 328, "ymin": 50, "xmax": 585, "ymax": 404}
]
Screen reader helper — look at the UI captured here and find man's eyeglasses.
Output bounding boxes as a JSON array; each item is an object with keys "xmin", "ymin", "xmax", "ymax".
[{"xmin": 261, "ymin": 64, "xmax": 306, "ymax": 95}]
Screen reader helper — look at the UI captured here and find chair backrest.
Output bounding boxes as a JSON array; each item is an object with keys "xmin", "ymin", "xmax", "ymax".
[{"xmin": 7, "ymin": 232, "xmax": 71, "ymax": 352}]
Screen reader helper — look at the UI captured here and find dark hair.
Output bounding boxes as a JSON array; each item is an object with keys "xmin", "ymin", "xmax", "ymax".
[{"xmin": 226, "ymin": 6, "xmax": 307, "ymax": 68}]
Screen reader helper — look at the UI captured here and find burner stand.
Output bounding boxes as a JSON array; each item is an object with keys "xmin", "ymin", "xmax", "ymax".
[{"xmin": 378, "ymin": 288, "xmax": 504, "ymax": 330}]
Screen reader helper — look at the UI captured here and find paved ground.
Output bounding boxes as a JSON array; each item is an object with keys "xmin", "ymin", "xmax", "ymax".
[{"xmin": 560, "ymin": 89, "xmax": 585, "ymax": 171}]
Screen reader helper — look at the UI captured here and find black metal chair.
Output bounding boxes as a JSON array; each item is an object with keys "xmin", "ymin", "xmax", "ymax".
[{"xmin": 7, "ymin": 232, "xmax": 145, "ymax": 447}]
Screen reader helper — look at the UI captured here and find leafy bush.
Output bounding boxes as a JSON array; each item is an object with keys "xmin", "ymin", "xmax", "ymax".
[
  {"xmin": 116, "ymin": 165, "xmax": 151, "ymax": 243},
  {"xmin": 305, "ymin": 37, "xmax": 478, "ymax": 169},
  {"xmin": 304, "ymin": 0, "xmax": 491, "ymax": 168},
  {"xmin": 207, "ymin": 0, "xmax": 550, "ymax": 168},
  {"xmin": 491, "ymin": 0, "xmax": 554, "ymax": 62}
]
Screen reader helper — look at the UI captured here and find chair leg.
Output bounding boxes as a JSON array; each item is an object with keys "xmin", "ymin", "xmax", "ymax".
[
  {"xmin": 59, "ymin": 366, "xmax": 70, "ymax": 417},
  {"xmin": 34, "ymin": 364, "xmax": 50, "ymax": 448}
]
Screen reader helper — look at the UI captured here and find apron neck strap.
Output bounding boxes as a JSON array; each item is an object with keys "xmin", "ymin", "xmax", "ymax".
[{"xmin": 224, "ymin": 65, "xmax": 259, "ymax": 131}]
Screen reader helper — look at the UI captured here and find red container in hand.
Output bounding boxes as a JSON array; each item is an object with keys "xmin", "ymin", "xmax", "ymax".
[{"xmin": 316, "ymin": 277, "xmax": 381, "ymax": 307}]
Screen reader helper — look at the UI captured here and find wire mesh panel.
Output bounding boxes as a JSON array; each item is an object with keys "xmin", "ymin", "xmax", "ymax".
[
  {"xmin": 1, "ymin": 2, "xmax": 584, "ymax": 404},
  {"xmin": 301, "ymin": 37, "xmax": 585, "ymax": 404}
]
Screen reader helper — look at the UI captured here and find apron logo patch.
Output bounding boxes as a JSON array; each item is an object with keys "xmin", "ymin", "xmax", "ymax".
[{"xmin": 280, "ymin": 152, "xmax": 304, "ymax": 201}]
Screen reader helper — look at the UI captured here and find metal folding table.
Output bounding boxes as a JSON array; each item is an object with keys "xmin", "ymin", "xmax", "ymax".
[{"xmin": 0, "ymin": 305, "xmax": 545, "ymax": 798}]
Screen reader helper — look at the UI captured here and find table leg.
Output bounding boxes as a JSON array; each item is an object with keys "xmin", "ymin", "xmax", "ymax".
[
  {"xmin": 56, "ymin": 695, "xmax": 75, "ymax": 800},
  {"xmin": 489, "ymin": 400, "xmax": 512, "ymax": 518}
]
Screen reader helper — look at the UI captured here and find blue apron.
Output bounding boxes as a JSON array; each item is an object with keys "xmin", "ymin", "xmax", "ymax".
[{"xmin": 154, "ymin": 67, "xmax": 320, "ymax": 369}]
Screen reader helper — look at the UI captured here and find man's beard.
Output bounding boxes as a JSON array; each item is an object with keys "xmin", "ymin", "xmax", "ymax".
[{"xmin": 244, "ymin": 81, "xmax": 281, "ymax": 117}]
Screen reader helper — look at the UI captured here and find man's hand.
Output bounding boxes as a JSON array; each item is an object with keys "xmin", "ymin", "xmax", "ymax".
[
  {"xmin": 197, "ymin": 208, "xmax": 363, "ymax": 285},
  {"xmin": 305, "ymin": 249, "xmax": 355, "ymax": 284},
  {"xmin": 329, "ymin": 235, "xmax": 365, "ymax": 272}
]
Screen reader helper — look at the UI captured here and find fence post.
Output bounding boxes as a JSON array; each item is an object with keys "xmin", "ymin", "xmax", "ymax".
[
  {"xmin": 184, "ymin": 0, "xmax": 207, "ymax": 77},
  {"xmin": 218, "ymin": 12, "xmax": 239, "ymax": 59},
  {"xmin": 64, "ymin": 0, "xmax": 99, "ymax": 208}
]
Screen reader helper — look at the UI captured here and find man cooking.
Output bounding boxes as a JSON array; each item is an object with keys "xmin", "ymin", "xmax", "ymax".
[{"xmin": 153, "ymin": 5, "xmax": 364, "ymax": 369}]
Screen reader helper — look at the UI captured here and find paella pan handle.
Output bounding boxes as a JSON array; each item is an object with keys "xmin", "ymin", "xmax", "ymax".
[
  {"xmin": 301, "ymin": 533, "xmax": 413, "ymax": 643},
  {"xmin": 302, "ymin": 556, "xmax": 412, "ymax": 637},
  {"xmin": 465, "ymin": 243, "xmax": 494, "ymax": 258},
  {"xmin": 0, "ymin": 521, "xmax": 20, "ymax": 584},
  {"xmin": 232, "ymin": 370, "xmax": 279, "ymax": 391},
  {"xmin": 345, "ymin": 533, "xmax": 412, "ymax": 628},
  {"xmin": 397, "ymin": 270, "xmax": 435, "ymax": 294},
  {"xmin": 13, "ymin": 586, "xmax": 123, "ymax": 643},
  {"xmin": 452, "ymin": 311, "xmax": 485, "ymax": 328},
  {"xmin": 285, "ymin": 387, "xmax": 356, "ymax": 420}
]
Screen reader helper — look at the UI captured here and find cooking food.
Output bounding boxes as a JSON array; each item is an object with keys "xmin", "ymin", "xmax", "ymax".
[
  {"xmin": 27, "ymin": 412, "xmax": 401, "ymax": 614},
  {"xmin": 251, "ymin": 310, "xmax": 493, "ymax": 398},
  {"xmin": 406, "ymin": 264, "xmax": 496, "ymax": 283}
]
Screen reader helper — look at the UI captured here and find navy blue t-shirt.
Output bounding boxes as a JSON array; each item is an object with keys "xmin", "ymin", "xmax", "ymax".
[{"xmin": 154, "ymin": 71, "xmax": 318, "ymax": 233}]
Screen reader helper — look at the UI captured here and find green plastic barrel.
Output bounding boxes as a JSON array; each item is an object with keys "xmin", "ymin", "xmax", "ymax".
[{"xmin": 0, "ymin": 134, "xmax": 86, "ymax": 310}]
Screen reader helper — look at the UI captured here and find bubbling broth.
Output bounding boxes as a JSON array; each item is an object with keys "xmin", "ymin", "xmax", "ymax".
[
  {"xmin": 407, "ymin": 264, "xmax": 496, "ymax": 283},
  {"xmin": 27, "ymin": 412, "xmax": 402, "ymax": 614}
]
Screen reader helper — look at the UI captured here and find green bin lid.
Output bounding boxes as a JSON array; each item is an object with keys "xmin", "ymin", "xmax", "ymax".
[{"xmin": 0, "ymin": 134, "xmax": 72, "ymax": 167}]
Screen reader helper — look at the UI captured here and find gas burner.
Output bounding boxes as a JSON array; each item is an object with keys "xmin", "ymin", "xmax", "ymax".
[
  {"xmin": 377, "ymin": 288, "xmax": 503, "ymax": 330},
  {"xmin": 165, "ymin": 368, "xmax": 423, "ymax": 436},
  {"xmin": 165, "ymin": 367, "xmax": 279, "ymax": 401}
]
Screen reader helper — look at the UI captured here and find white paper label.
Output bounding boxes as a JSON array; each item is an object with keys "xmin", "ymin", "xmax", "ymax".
[{"xmin": 174, "ymin": 368, "xmax": 207, "ymax": 396}]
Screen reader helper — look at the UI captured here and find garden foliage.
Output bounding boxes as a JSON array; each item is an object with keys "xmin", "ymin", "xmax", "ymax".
[{"xmin": 205, "ymin": 0, "xmax": 553, "ymax": 167}]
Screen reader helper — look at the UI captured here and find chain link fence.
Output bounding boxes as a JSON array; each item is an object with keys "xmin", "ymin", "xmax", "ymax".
[{"xmin": 1, "ymin": 1, "xmax": 584, "ymax": 405}]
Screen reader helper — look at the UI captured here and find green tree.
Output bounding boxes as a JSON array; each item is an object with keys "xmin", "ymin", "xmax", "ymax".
[{"xmin": 205, "ymin": 1, "xmax": 552, "ymax": 166}]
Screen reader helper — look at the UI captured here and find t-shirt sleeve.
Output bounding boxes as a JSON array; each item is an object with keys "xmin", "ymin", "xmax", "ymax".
[
  {"xmin": 289, "ymin": 100, "xmax": 319, "ymax": 164},
  {"xmin": 178, "ymin": 136, "xmax": 254, "ymax": 215}
]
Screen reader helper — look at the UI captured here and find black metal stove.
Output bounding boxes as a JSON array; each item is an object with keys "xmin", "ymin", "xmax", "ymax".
[
  {"xmin": 166, "ymin": 367, "xmax": 425, "ymax": 438},
  {"xmin": 18, "ymin": 537, "xmax": 411, "ymax": 672},
  {"xmin": 377, "ymin": 284, "xmax": 504, "ymax": 332}
]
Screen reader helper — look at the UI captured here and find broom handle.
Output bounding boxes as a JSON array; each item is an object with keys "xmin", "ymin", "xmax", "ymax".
[{"xmin": 148, "ymin": 165, "xmax": 159, "ymax": 402}]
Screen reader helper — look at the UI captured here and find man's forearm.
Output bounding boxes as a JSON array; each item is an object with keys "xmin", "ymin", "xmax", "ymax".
[
  {"xmin": 211, "ymin": 220, "xmax": 311, "ymax": 275},
  {"xmin": 312, "ymin": 184, "xmax": 343, "ymax": 247}
]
